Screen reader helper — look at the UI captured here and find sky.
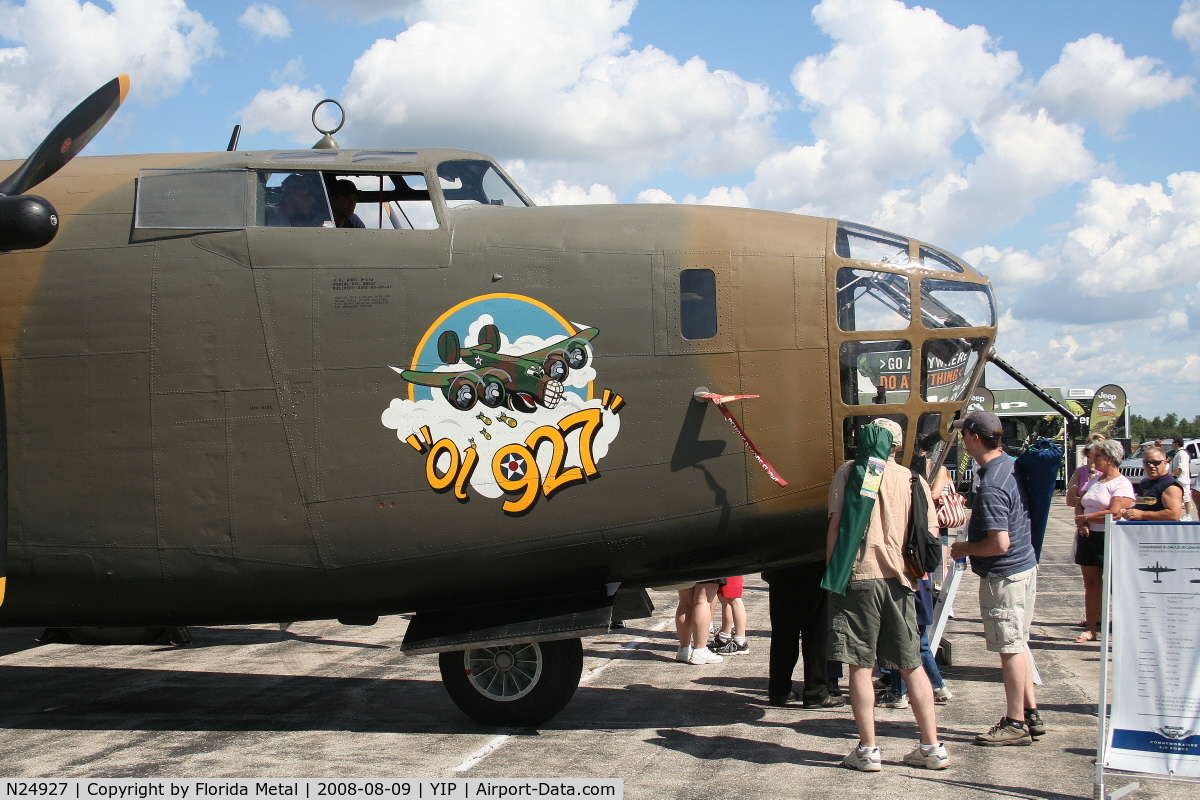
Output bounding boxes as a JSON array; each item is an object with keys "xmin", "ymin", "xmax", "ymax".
[{"xmin": 1, "ymin": 0, "xmax": 1198, "ymax": 419}]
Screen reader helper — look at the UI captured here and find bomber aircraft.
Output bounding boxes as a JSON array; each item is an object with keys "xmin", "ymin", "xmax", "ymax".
[{"xmin": 0, "ymin": 79, "xmax": 998, "ymax": 726}]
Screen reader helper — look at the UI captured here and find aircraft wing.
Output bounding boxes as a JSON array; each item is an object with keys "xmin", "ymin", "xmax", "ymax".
[
  {"xmin": 393, "ymin": 366, "xmax": 458, "ymax": 388},
  {"xmin": 519, "ymin": 327, "xmax": 599, "ymax": 360}
]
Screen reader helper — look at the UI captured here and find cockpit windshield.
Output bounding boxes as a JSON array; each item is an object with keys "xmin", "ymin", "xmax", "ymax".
[
  {"xmin": 437, "ymin": 160, "xmax": 529, "ymax": 209},
  {"xmin": 835, "ymin": 222, "xmax": 911, "ymax": 265}
]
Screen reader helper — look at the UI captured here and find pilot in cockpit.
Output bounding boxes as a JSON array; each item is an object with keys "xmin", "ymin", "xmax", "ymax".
[
  {"xmin": 265, "ymin": 173, "xmax": 333, "ymax": 227},
  {"xmin": 329, "ymin": 179, "xmax": 366, "ymax": 228}
]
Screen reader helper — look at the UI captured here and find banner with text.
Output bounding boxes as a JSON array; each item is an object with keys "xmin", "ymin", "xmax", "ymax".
[
  {"xmin": 1107, "ymin": 521, "xmax": 1200, "ymax": 778},
  {"xmin": 1089, "ymin": 384, "xmax": 1126, "ymax": 438}
]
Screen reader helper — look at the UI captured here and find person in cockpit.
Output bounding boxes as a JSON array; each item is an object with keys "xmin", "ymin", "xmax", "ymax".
[
  {"xmin": 266, "ymin": 173, "xmax": 332, "ymax": 227},
  {"xmin": 329, "ymin": 179, "xmax": 366, "ymax": 228}
]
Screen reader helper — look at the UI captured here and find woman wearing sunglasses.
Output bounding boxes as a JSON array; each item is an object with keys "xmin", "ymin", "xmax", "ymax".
[
  {"xmin": 1122, "ymin": 447, "xmax": 1184, "ymax": 523},
  {"xmin": 1073, "ymin": 438, "xmax": 1135, "ymax": 643}
]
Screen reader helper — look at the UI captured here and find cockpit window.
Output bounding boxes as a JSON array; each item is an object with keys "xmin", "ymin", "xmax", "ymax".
[
  {"xmin": 839, "ymin": 340, "xmax": 912, "ymax": 405},
  {"xmin": 918, "ymin": 245, "xmax": 965, "ymax": 273},
  {"xmin": 835, "ymin": 222, "xmax": 911, "ymax": 265},
  {"xmin": 135, "ymin": 168, "xmax": 249, "ymax": 230},
  {"xmin": 920, "ymin": 278, "xmax": 995, "ymax": 328},
  {"xmin": 437, "ymin": 160, "xmax": 529, "ymax": 209},
  {"xmin": 334, "ymin": 173, "xmax": 439, "ymax": 230},
  {"xmin": 836, "ymin": 268, "xmax": 910, "ymax": 331},
  {"xmin": 256, "ymin": 172, "xmax": 334, "ymax": 228},
  {"xmin": 922, "ymin": 337, "xmax": 988, "ymax": 403}
]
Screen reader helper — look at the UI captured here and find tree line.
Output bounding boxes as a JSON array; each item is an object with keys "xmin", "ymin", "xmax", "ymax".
[{"xmin": 1131, "ymin": 413, "xmax": 1200, "ymax": 443}]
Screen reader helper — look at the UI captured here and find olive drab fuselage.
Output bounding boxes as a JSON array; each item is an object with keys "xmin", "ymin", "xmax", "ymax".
[{"xmin": 0, "ymin": 146, "xmax": 996, "ymax": 627}]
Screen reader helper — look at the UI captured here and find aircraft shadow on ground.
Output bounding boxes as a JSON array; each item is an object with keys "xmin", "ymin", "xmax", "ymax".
[{"xmin": 0, "ymin": 666, "xmax": 775, "ymax": 735}]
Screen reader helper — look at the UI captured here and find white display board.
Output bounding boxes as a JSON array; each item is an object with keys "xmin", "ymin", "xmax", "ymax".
[{"xmin": 1105, "ymin": 521, "xmax": 1200, "ymax": 778}]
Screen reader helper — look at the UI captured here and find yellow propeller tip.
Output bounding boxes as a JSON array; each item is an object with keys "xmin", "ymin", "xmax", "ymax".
[{"xmin": 117, "ymin": 74, "xmax": 130, "ymax": 103}]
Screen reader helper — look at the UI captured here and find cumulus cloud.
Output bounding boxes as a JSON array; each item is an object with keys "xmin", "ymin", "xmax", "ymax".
[
  {"xmin": 972, "ymin": 172, "xmax": 1200, "ymax": 315},
  {"xmin": 239, "ymin": 3, "xmax": 292, "ymax": 40},
  {"xmin": 742, "ymin": 0, "xmax": 1101, "ymax": 247},
  {"xmin": 681, "ymin": 186, "xmax": 749, "ymax": 207},
  {"xmin": 240, "ymin": 83, "xmax": 326, "ymax": 140},
  {"xmin": 1174, "ymin": 0, "xmax": 1200, "ymax": 54},
  {"xmin": 316, "ymin": 0, "xmax": 421, "ymax": 23},
  {"xmin": 1032, "ymin": 34, "xmax": 1191, "ymax": 133},
  {"xmin": 240, "ymin": 0, "xmax": 777, "ymax": 188},
  {"xmin": 635, "ymin": 188, "xmax": 675, "ymax": 203},
  {"xmin": 0, "ymin": 0, "xmax": 219, "ymax": 158},
  {"xmin": 529, "ymin": 181, "xmax": 618, "ymax": 206}
]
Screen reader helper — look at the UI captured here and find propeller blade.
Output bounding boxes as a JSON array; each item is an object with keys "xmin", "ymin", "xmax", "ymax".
[{"xmin": 0, "ymin": 74, "xmax": 129, "ymax": 197}]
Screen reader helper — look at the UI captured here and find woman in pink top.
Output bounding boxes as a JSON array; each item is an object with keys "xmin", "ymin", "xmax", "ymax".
[{"xmin": 1073, "ymin": 438, "xmax": 1135, "ymax": 642}]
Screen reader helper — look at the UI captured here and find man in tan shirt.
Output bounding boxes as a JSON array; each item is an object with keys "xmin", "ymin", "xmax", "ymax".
[{"xmin": 826, "ymin": 418, "xmax": 945, "ymax": 771}]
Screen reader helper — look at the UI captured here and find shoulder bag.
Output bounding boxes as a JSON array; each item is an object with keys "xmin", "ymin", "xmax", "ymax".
[
  {"xmin": 905, "ymin": 471, "xmax": 943, "ymax": 577},
  {"xmin": 934, "ymin": 484, "xmax": 968, "ymax": 529}
]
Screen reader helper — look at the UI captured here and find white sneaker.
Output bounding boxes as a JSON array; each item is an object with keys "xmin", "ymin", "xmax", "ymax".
[
  {"xmin": 933, "ymin": 686, "xmax": 953, "ymax": 704},
  {"xmin": 675, "ymin": 645, "xmax": 692, "ymax": 663},
  {"xmin": 687, "ymin": 647, "xmax": 723, "ymax": 665},
  {"xmin": 842, "ymin": 745, "xmax": 882, "ymax": 772},
  {"xmin": 902, "ymin": 742, "xmax": 949, "ymax": 770}
]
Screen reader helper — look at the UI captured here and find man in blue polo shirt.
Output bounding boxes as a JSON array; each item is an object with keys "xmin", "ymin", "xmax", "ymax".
[{"xmin": 949, "ymin": 410, "xmax": 1043, "ymax": 746}]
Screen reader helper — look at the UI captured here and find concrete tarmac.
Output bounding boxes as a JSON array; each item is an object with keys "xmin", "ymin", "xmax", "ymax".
[{"xmin": 1, "ymin": 503, "xmax": 1197, "ymax": 800}]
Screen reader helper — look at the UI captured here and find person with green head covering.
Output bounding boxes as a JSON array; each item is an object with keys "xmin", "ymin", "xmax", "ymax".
[{"xmin": 824, "ymin": 418, "xmax": 947, "ymax": 772}]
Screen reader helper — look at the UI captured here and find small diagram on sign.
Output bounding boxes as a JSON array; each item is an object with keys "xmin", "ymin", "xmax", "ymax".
[
  {"xmin": 1139, "ymin": 561, "xmax": 1176, "ymax": 583},
  {"xmin": 1188, "ymin": 567, "xmax": 1200, "ymax": 584}
]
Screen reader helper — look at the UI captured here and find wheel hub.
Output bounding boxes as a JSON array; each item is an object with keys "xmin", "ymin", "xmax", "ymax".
[{"xmin": 464, "ymin": 643, "xmax": 543, "ymax": 702}]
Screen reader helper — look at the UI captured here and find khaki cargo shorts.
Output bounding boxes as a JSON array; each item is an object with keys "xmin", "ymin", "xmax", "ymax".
[
  {"xmin": 979, "ymin": 566, "xmax": 1037, "ymax": 653},
  {"xmin": 829, "ymin": 577, "xmax": 921, "ymax": 670}
]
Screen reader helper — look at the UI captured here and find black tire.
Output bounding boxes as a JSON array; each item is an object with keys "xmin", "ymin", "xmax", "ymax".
[
  {"xmin": 566, "ymin": 343, "xmax": 588, "ymax": 369},
  {"xmin": 544, "ymin": 355, "xmax": 569, "ymax": 383},
  {"xmin": 449, "ymin": 376, "xmax": 478, "ymax": 411},
  {"xmin": 480, "ymin": 377, "xmax": 506, "ymax": 408},
  {"xmin": 438, "ymin": 638, "xmax": 583, "ymax": 727}
]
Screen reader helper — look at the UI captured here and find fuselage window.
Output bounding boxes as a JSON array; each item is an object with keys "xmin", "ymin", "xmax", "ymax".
[
  {"xmin": 135, "ymin": 168, "xmax": 249, "ymax": 230},
  {"xmin": 922, "ymin": 337, "xmax": 988, "ymax": 403},
  {"xmin": 836, "ymin": 268, "xmax": 911, "ymax": 331},
  {"xmin": 835, "ymin": 222, "xmax": 911, "ymax": 265},
  {"xmin": 332, "ymin": 173, "xmax": 439, "ymax": 230},
  {"xmin": 256, "ymin": 171, "xmax": 334, "ymax": 228},
  {"xmin": 917, "ymin": 245, "xmax": 965, "ymax": 273},
  {"xmin": 437, "ymin": 160, "xmax": 529, "ymax": 209},
  {"xmin": 842, "ymin": 414, "xmax": 909, "ymax": 464},
  {"xmin": 920, "ymin": 278, "xmax": 995, "ymax": 329},
  {"xmin": 680, "ymin": 269, "xmax": 717, "ymax": 340},
  {"xmin": 839, "ymin": 340, "xmax": 912, "ymax": 405}
]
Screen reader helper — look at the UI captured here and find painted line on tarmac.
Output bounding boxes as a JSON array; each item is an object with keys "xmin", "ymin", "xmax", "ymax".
[{"xmin": 451, "ymin": 617, "xmax": 674, "ymax": 773}]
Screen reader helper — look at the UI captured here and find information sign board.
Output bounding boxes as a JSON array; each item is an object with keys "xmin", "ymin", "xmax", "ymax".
[{"xmin": 1106, "ymin": 521, "xmax": 1200, "ymax": 778}]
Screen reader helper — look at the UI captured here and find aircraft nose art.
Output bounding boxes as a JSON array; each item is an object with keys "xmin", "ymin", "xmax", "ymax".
[{"xmin": 381, "ymin": 293, "xmax": 621, "ymax": 514}]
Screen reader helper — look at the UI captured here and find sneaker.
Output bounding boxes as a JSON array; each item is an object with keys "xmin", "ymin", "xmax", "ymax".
[
  {"xmin": 842, "ymin": 744, "xmax": 882, "ymax": 772},
  {"xmin": 1025, "ymin": 709, "xmax": 1046, "ymax": 738},
  {"xmin": 767, "ymin": 690, "xmax": 798, "ymax": 706},
  {"xmin": 802, "ymin": 695, "xmax": 847, "ymax": 710},
  {"xmin": 903, "ymin": 742, "xmax": 950, "ymax": 770},
  {"xmin": 975, "ymin": 717, "xmax": 1033, "ymax": 746},
  {"xmin": 687, "ymin": 647, "xmax": 724, "ymax": 665},
  {"xmin": 708, "ymin": 634, "xmax": 729, "ymax": 650},
  {"xmin": 675, "ymin": 645, "xmax": 692, "ymax": 663},
  {"xmin": 712, "ymin": 637, "xmax": 749, "ymax": 655},
  {"xmin": 876, "ymin": 691, "xmax": 909, "ymax": 709},
  {"xmin": 933, "ymin": 686, "xmax": 953, "ymax": 704}
]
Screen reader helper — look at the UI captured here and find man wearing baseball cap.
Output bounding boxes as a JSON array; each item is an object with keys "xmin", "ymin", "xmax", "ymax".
[{"xmin": 949, "ymin": 411, "xmax": 1042, "ymax": 745}]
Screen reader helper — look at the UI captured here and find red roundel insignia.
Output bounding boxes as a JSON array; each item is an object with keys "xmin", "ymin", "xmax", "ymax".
[{"xmin": 60, "ymin": 137, "xmax": 73, "ymax": 154}]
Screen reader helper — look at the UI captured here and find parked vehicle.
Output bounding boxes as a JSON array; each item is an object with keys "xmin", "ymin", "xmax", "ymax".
[{"xmin": 1120, "ymin": 438, "xmax": 1200, "ymax": 481}]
